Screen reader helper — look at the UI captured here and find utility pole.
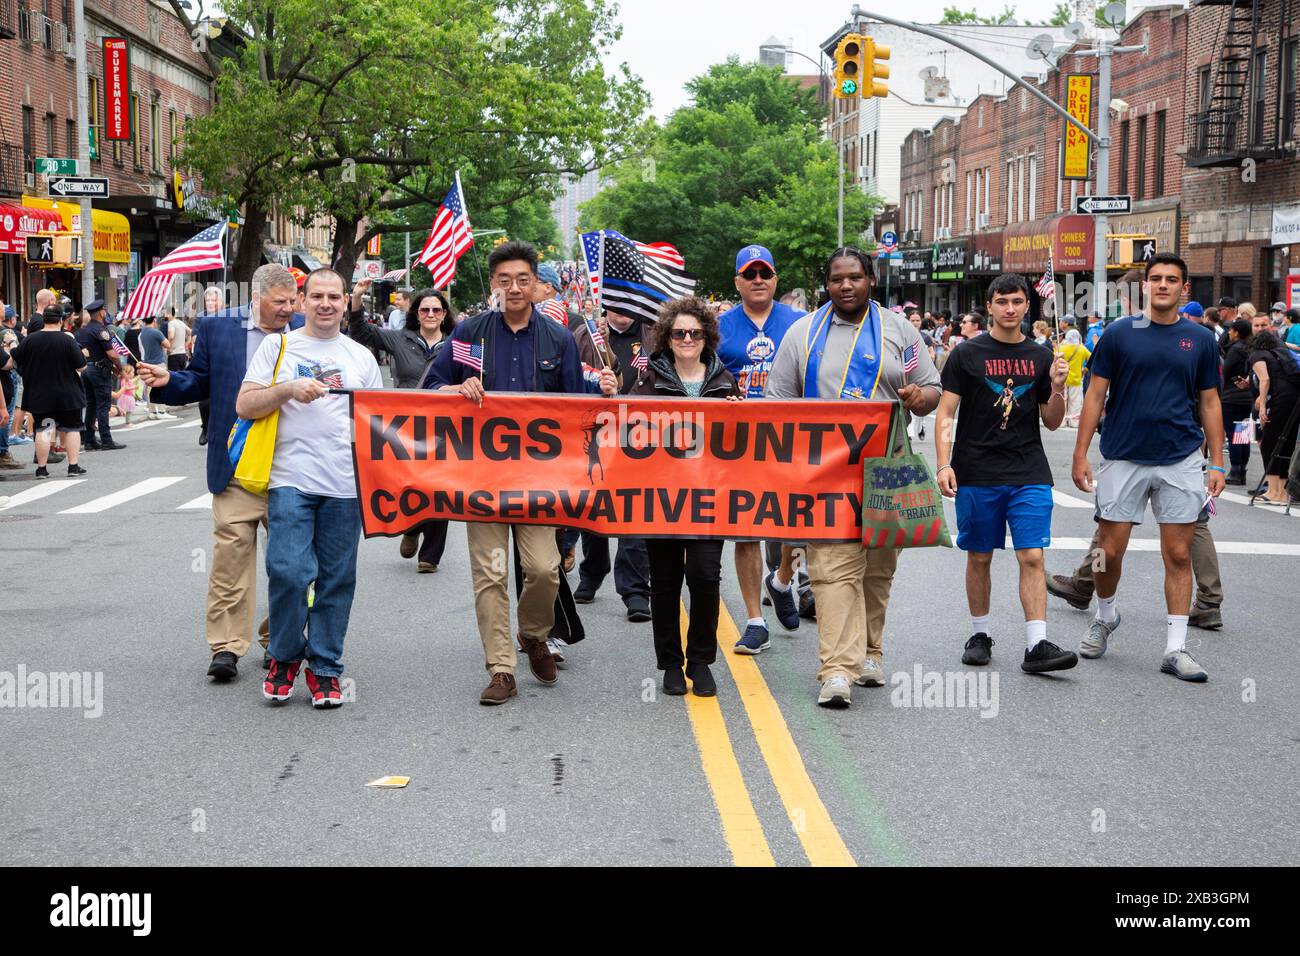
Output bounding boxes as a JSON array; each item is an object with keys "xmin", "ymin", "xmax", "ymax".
[
  {"xmin": 73, "ymin": 0, "xmax": 95, "ymax": 306},
  {"xmin": 838, "ymin": 132, "xmax": 844, "ymax": 246}
]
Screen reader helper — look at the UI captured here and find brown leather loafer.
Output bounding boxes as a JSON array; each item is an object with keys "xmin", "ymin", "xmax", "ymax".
[
  {"xmin": 520, "ymin": 636, "xmax": 558, "ymax": 685},
  {"xmin": 399, "ymin": 533, "xmax": 419, "ymax": 559},
  {"xmin": 480, "ymin": 672, "xmax": 517, "ymax": 705}
]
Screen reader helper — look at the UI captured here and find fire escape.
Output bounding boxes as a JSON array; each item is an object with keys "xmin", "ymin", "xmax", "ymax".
[
  {"xmin": 1186, "ymin": 0, "xmax": 1298, "ymax": 166},
  {"xmin": 0, "ymin": 0, "xmax": 22, "ymax": 196}
]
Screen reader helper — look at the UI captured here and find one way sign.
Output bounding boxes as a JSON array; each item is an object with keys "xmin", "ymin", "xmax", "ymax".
[
  {"xmin": 1073, "ymin": 194, "xmax": 1131, "ymax": 215},
  {"xmin": 47, "ymin": 176, "xmax": 110, "ymax": 199}
]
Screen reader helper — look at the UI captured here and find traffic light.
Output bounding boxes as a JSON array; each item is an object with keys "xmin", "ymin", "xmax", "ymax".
[
  {"xmin": 862, "ymin": 36, "xmax": 890, "ymax": 98},
  {"xmin": 833, "ymin": 33, "xmax": 863, "ymax": 99}
]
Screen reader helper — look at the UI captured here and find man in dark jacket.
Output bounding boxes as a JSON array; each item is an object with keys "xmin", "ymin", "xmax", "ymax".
[{"xmin": 424, "ymin": 241, "xmax": 615, "ymax": 705}]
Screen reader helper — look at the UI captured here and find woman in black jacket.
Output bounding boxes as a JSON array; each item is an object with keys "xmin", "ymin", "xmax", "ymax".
[
  {"xmin": 1220, "ymin": 318, "xmax": 1255, "ymax": 485},
  {"xmin": 1249, "ymin": 329, "xmax": 1300, "ymax": 504},
  {"xmin": 630, "ymin": 296, "xmax": 741, "ymax": 697},
  {"xmin": 351, "ymin": 287, "xmax": 456, "ymax": 570}
]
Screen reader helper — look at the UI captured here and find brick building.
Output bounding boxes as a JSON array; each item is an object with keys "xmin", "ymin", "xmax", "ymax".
[
  {"xmin": 0, "ymin": 0, "xmax": 217, "ymax": 316},
  {"xmin": 897, "ymin": 4, "xmax": 1193, "ymax": 317}
]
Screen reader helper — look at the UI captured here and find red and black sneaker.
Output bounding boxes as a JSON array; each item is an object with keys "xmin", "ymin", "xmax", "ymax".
[
  {"xmin": 262, "ymin": 659, "xmax": 301, "ymax": 703},
  {"xmin": 304, "ymin": 668, "xmax": 344, "ymax": 709}
]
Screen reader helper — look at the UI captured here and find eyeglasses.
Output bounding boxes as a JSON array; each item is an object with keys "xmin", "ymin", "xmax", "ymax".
[
  {"xmin": 418, "ymin": 307, "xmax": 445, "ymax": 315},
  {"xmin": 670, "ymin": 328, "xmax": 704, "ymax": 341},
  {"xmin": 740, "ymin": 267, "xmax": 774, "ymax": 281}
]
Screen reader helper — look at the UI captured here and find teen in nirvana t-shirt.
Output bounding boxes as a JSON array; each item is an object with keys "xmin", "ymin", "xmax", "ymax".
[{"xmin": 934, "ymin": 272, "xmax": 1073, "ymax": 676}]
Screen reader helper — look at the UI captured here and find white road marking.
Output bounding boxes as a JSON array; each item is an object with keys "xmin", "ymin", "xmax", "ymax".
[
  {"xmin": 1052, "ymin": 489, "xmax": 1093, "ymax": 508},
  {"xmin": 117, "ymin": 419, "xmax": 165, "ymax": 432},
  {"xmin": 177, "ymin": 493, "xmax": 213, "ymax": 510},
  {"xmin": 0, "ymin": 480, "xmax": 86, "ymax": 511},
  {"xmin": 168, "ymin": 419, "xmax": 202, "ymax": 429},
  {"xmin": 1218, "ymin": 491, "xmax": 1299, "ymax": 516},
  {"xmin": 1046, "ymin": 536, "xmax": 1300, "ymax": 557},
  {"xmin": 58, "ymin": 476, "xmax": 187, "ymax": 514}
]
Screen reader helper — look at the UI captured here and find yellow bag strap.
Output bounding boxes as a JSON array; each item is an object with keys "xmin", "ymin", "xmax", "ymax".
[{"xmin": 271, "ymin": 332, "xmax": 287, "ymax": 382}]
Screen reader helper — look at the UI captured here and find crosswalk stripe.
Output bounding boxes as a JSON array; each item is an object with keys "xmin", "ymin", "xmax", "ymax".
[
  {"xmin": 177, "ymin": 493, "xmax": 213, "ymax": 510},
  {"xmin": 117, "ymin": 420, "xmax": 166, "ymax": 432},
  {"xmin": 1047, "ymin": 536, "xmax": 1300, "ymax": 556},
  {"xmin": 58, "ymin": 476, "xmax": 187, "ymax": 514},
  {"xmin": 0, "ymin": 479, "xmax": 86, "ymax": 511},
  {"xmin": 1218, "ymin": 491, "xmax": 1299, "ymax": 516},
  {"xmin": 1052, "ymin": 489, "xmax": 1093, "ymax": 508},
  {"xmin": 168, "ymin": 420, "xmax": 202, "ymax": 429}
]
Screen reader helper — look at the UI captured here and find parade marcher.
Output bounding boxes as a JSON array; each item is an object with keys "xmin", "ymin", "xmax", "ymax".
[
  {"xmin": 0, "ymin": 326, "xmax": 18, "ymax": 469},
  {"xmin": 1071, "ymin": 254, "xmax": 1225, "ymax": 682},
  {"xmin": 235, "ymin": 268, "xmax": 382, "ymax": 708},
  {"xmin": 1059, "ymin": 328, "xmax": 1090, "ymax": 427},
  {"xmin": 1282, "ymin": 307, "xmax": 1300, "ymax": 353},
  {"xmin": 1248, "ymin": 328, "xmax": 1300, "ymax": 504},
  {"xmin": 167, "ymin": 311, "xmax": 191, "ymax": 372},
  {"xmin": 139, "ymin": 265, "xmax": 304, "ymax": 681},
  {"xmin": 385, "ymin": 289, "xmax": 411, "ymax": 331},
  {"xmin": 193, "ymin": 286, "xmax": 225, "ymax": 447},
  {"xmin": 766, "ymin": 247, "xmax": 941, "ymax": 707},
  {"xmin": 631, "ymin": 296, "xmax": 741, "ymax": 697},
  {"xmin": 137, "ymin": 316, "xmax": 174, "ymax": 420},
  {"xmin": 349, "ymin": 282, "xmax": 455, "ymax": 570},
  {"xmin": 9, "ymin": 305, "xmax": 87, "ymax": 479},
  {"xmin": 424, "ymin": 240, "xmax": 616, "ymax": 705},
  {"xmin": 1221, "ymin": 317, "xmax": 1256, "ymax": 485},
  {"xmin": 74, "ymin": 299, "xmax": 127, "ymax": 451},
  {"xmin": 717, "ymin": 245, "xmax": 807, "ymax": 652},
  {"xmin": 533, "ymin": 263, "xmax": 577, "ymax": 329},
  {"xmin": 934, "ymin": 273, "xmax": 1077, "ymax": 674}
]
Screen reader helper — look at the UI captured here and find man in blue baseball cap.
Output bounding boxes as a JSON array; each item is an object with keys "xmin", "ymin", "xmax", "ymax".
[{"xmin": 717, "ymin": 244, "xmax": 810, "ymax": 654}]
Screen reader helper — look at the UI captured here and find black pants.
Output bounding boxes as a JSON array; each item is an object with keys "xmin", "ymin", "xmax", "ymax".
[
  {"xmin": 411, "ymin": 519, "xmax": 449, "ymax": 565},
  {"xmin": 1222, "ymin": 401, "xmax": 1252, "ymax": 473},
  {"xmin": 81, "ymin": 365, "xmax": 114, "ymax": 444},
  {"xmin": 578, "ymin": 532, "xmax": 650, "ymax": 602},
  {"xmin": 1261, "ymin": 393, "xmax": 1300, "ymax": 478},
  {"xmin": 646, "ymin": 538, "xmax": 723, "ymax": 670},
  {"xmin": 198, "ymin": 398, "xmax": 210, "ymax": 431},
  {"xmin": 167, "ymin": 354, "xmax": 188, "ymax": 372}
]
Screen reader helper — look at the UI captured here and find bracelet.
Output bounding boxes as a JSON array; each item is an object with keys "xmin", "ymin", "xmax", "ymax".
[
  {"xmin": 936, "ymin": 465, "xmax": 954, "ymax": 476},
  {"xmin": 1207, "ymin": 465, "xmax": 1227, "ymax": 475},
  {"xmin": 1051, "ymin": 389, "xmax": 1066, "ymax": 401}
]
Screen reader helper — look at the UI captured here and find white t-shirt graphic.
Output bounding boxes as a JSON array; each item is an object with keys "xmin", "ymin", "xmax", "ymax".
[{"xmin": 243, "ymin": 329, "xmax": 382, "ymax": 498}]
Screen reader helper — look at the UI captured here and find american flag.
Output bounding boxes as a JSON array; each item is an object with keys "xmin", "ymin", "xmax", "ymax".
[
  {"xmin": 418, "ymin": 179, "xmax": 474, "ymax": 289},
  {"xmin": 382, "ymin": 268, "xmax": 408, "ymax": 281},
  {"xmin": 584, "ymin": 315, "xmax": 605, "ymax": 349},
  {"xmin": 121, "ymin": 223, "xmax": 227, "ymax": 320},
  {"xmin": 539, "ymin": 299, "xmax": 569, "ymax": 325},
  {"xmin": 451, "ymin": 338, "xmax": 483, "ymax": 372},
  {"xmin": 631, "ymin": 346, "xmax": 648, "ymax": 371},
  {"xmin": 1035, "ymin": 256, "xmax": 1056, "ymax": 303},
  {"xmin": 902, "ymin": 341, "xmax": 919, "ymax": 374},
  {"xmin": 1231, "ymin": 419, "xmax": 1254, "ymax": 445},
  {"xmin": 108, "ymin": 335, "xmax": 132, "ymax": 362},
  {"xmin": 1203, "ymin": 493, "xmax": 1217, "ymax": 517},
  {"xmin": 581, "ymin": 230, "xmax": 695, "ymax": 325}
]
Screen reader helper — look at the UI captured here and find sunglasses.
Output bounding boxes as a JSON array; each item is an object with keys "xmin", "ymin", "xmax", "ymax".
[
  {"xmin": 418, "ymin": 307, "xmax": 445, "ymax": 315},
  {"xmin": 740, "ymin": 267, "xmax": 775, "ymax": 281},
  {"xmin": 670, "ymin": 328, "xmax": 704, "ymax": 341}
]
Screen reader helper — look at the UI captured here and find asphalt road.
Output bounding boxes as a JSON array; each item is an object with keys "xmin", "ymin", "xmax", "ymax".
[{"xmin": 1, "ymin": 399, "xmax": 1297, "ymax": 867}]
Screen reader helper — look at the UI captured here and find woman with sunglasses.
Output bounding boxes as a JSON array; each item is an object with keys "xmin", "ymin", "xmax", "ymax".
[
  {"xmin": 630, "ymin": 296, "xmax": 742, "ymax": 697},
  {"xmin": 348, "ymin": 284, "xmax": 456, "ymax": 571}
]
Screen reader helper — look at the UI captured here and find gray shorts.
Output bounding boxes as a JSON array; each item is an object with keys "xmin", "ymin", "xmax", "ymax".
[{"xmin": 1096, "ymin": 451, "xmax": 1206, "ymax": 525}]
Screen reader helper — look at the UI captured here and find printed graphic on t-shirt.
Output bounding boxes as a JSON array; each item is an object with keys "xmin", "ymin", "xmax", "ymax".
[
  {"xmin": 981, "ymin": 356, "xmax": 1041, "ymax": 430},
  {"xmin": 736, "ymin": 333, "xmax": 776, "ymax": 396},
  {"xmin": 297, "ymin": 360, "xmax": 344, "ymax": 388}
]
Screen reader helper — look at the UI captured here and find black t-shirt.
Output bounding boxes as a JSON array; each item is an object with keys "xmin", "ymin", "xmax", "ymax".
[
  {"xmin": 1, "ymin": 348, "xmax": 13, "ymax": 404},
  {"xmin": 1249, "ymin": 347, "xmax": 1300, "ymax": 406},
  {"xmin": 11, "ymin": 330, "xmax": 88, "ymax": 411},
  {"xmin": 606, "ymin": 321, "xmax": 644, "ymax": 395},
  {"xmin": 940, "ymin": 333, "xmax": 1054, "ymax": 486}
]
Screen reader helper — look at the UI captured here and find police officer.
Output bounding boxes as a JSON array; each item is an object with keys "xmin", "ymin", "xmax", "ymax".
[{"xmin": 74, "ymin": 299, "xmax": 127, "ymax": 451}]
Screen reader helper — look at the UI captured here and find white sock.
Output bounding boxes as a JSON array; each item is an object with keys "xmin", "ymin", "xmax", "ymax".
[
  {"xmin": 1096, "ymin": 594, "xmax": 1118, "ymax": 625},
  {"xmin": 769, "ymin": 573, "xmax": 791, "ymax": 592},
  {"xmin": 971, "ymin": 614, "xmax": 991, "ymax": 635},
  {"xmin": 1165, "ymin": 615, "xmax": 1188, "ymax": 655},
  {"xmin": 1026, "ymin": 619, "xmax": 1047, "ymax": 652},
  {"xmin": 747, "ymin": 617, "xmax": 765, "ymax": 629}
]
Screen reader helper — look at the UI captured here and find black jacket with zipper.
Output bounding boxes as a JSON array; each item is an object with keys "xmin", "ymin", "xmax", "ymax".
[{"xmin": 629, "ymin": 349, "xmax": 740, "ymax": 399}]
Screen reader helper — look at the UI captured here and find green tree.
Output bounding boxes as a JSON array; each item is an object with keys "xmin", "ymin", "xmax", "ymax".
[
  {"xmin": 581, "ymin": 59, "xmax": 879, "ymax": 298},
  {"xmin": 939, "ymin": 5, "xmax": 1018, "ymax": 25},
  {"xmin": 168, "ymin": 0, "xmax": 648, "ymax": 283}
]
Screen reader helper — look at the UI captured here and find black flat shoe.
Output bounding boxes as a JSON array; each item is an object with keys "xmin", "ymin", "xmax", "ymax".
[
  {"xmin": 207, "ymin": 651, "xmax": 238, "ymax": 681},
  {"xmin": 686, "ymin": 661, "xmax": 716, "ymax": 697},
  {"xmin": 662, "ymin": 667, "xmax": 687, "ymax": 696}
]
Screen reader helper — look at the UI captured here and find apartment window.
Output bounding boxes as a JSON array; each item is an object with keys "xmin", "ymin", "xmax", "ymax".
[
  {"xmin": 1006, "ymin": 160, "xmax": 1014, "ymax": 222},
  {"xmin": 66, "ymin": 118, "xmax": 75, "ymax": 158},
  {"xmin": 1153, "ymin": 111, "xmax": 1166, "ymax": 195},
  {"xmin": 1028, "ymin": 156, "xmax": 1037, "ymax": 220},
  {"xmin": 1017, "ymin": 157, "xmax": 1025, "ymax": 222},
  {"xmin": 1136, "ymin": 114, "xmax": 1147, "ymax": 199},
  {"xmin": 965, "ymin": 171, "xmax": 973, "ymax": 231},
  {"xmin": 1118, "ymin": 121, "xmax": 1130, "ymax": 192},
  {"xmin": 132, "ymin": 93, "xmax": 142, "ymax": 166},
  {"xmin": 1196, "ymin": 65, "xmax": 1212, "ymax": 151},
  {"xmin": 872, "ymin": 134, "xmax": 877, "ymax": 176},
  {"xmin": 22, "ymin": 107, "xmax": 35, "ymax": 172},
  {"xmin": 150, "ymin": 99, "xmax": 161, "ymax": 172},
  {"xmin": 933, "ymin": 186, "xmax": 940, "ymax": 234},
  {"xmin": 978, "ymin": 105, "xmax": 985, "ymax": 129},
  {"xmin": 87, "ymin": 75, "xmax": 99, "ymax": 137},
  {"xmin": 1252, "ymin": 50, "xmax": 1268, "ymax": 147},
  {"xmin": 983, "ymin": 167, "xmax": 990, "ymax": 221},
  {"xmin": 1284, "ymin": 39, "xmax": 1299, "ymax": 144},
  {"xmin": 169, "ymin": 109, "xmax": 178, "ymax": 164},
  {"xmin": 45, "ymin": 112, "xmax": 56, "ymax": 155}
]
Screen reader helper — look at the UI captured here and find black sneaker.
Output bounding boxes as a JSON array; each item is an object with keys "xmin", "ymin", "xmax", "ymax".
[
  {"xmin": 34, "ymin": 466, "xmax": 49, "ymax": 480},
  {"xmin": 663, "ymin": 667, "xmax": 687, "ymax": 696},
  {"xmin": 686, "ymin": 661, "xmax": 716, "ymax": 697},
  {"xmin": 262, "ymin": 650, "xmax": 273, "ymax": 670},
  {"xmin": 1022, "ymin": 640, "xmax": 1078, "ymax": 674},
  {"xmin": 67, "ymin": 463, "xmax": 87, "ymax": 476},
  {"xmin": 961, "ymin": 633, "xmax": 993, "ymax": 665},
  {"xmin": 100, "ymin": 441, "xmax": 127, "ymax": 450},
  {"xmin": 625, "ymin": 596, "xmax": 651, "ymax": 622},
  {"xmin": 207, "ymin": 651, "xmax": 238, "ymax": 681},
  {"xmin": 763, "ymin": 571, "xmax": 801, "ymax": 630},
  {"xmin": 573, "ymin": 580, "xmax": 597, "ymax": 604},
  {"xmin": 262, "ymin": 658, "xmax": 301, "ymax": 702}
]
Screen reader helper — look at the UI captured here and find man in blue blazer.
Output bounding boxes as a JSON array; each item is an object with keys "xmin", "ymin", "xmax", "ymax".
[{"xmin": 139, "ymin": 264, "xmax": 303, "ymax": 682}]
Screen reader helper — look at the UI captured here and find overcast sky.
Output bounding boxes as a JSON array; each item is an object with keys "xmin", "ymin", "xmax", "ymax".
[{"xmin": 605, "ymin": 0, "xmax": 1109, "ymax": 119}]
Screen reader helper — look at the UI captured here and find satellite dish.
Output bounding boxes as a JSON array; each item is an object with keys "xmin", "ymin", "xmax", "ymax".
[
  {"xmin": 1103, "ymin": 2, "xmax": 1126, "ymax": 27},
  {"xmin": 1064, "ymin": 20, "xmax": 1087, "ymax": 42},
  {"xmin": 1027, "ymin": 34, "xmax": 1056, "ymax": 62},
  {"xmin": 918, "ymin": 65, "xmax": 939, "ymax": 79}
]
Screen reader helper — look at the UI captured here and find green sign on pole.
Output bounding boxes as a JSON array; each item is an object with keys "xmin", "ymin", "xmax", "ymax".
[
  {"xmin": 36, "ymin": 157, "xmax": 80, "ymax": 176},
  {"xmin": 88, "ymin": 128, "xmax": 99, "ymax": 161}
]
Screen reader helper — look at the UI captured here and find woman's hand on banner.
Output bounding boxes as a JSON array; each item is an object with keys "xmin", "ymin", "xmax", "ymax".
[
  {"xmin": 597, "ymin": 368, "xmax": 618, "ymax": 396},
  {"xmin": 445, "ymin": 376, "xmax": 485, "ymax": 404},
  {"xmin": 725, "ymin": 394, "xmax": 743, "ymax": 402}
]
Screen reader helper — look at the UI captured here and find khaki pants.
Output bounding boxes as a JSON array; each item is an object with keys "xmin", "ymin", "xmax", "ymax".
[
  {"xmin": 467, "ymin": 522, "xmax": 559, "ymax": 675},
  {"xmin": 1074, "ymin": 517, "xmax": 1223, "ymax": 606},
  {"xmin": 806, "ymin": 542, "xmax": 900, "ymax": 682},
  {"xmin": 207, "ymin": 482, "xmax": 271, "ymax": 656}
]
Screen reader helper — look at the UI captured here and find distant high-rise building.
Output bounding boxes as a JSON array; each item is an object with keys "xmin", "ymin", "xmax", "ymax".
[{"xmin": 551, "ymin": 169, "xmax": 609, "ymax": 254}]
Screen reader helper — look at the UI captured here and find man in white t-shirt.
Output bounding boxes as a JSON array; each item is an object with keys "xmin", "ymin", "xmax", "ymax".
[
  {"xmin": 167, "ymin": 315, "xmax": 191, "ymax": 370},
  {"xmin": 236, "ymin": 268, "xmax": 382, "ymax": 709}
]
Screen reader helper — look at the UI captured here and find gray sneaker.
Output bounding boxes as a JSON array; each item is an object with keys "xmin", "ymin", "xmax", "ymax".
[
  {"xmin": 817, "ymin": 676, "xmax": 852, "ymax": 708},
  {"xmin": 1188, "ymin": 604, "xmax": 1223, "ymax": 630},
  {"xmin": 854, "ymin": 659, "xmax": 885, "ymax": 687},
  {"xmin": 1161, "ymin": 649, "xmax": 1208, "ymax": 682},
  {"xmin": 1079, "ymin": 612, "xmax": 1121, "ymax": 659}
]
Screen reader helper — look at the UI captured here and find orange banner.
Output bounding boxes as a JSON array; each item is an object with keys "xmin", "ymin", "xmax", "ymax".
[{"xmin": 350, "ymin": 391, "xmax": 896, "ymax": 543}]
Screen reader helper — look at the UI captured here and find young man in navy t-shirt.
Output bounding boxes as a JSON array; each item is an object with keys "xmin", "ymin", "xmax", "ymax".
[{"xmin": 1071, "ymin": 254, "xmax": 1226, "ymax": 683}]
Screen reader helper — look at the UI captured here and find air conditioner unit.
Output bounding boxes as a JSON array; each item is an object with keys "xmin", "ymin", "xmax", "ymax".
[
  {"xmin": 977, "ymin": 213, "xmax": 990, "ymax": 228},
  {"xmin": 63, "ymin": 24, "xmax": 75, "ymax": 59},
  {"xmin": 24, "ymin": 172, "xmax": 36, "ymax": 188}
]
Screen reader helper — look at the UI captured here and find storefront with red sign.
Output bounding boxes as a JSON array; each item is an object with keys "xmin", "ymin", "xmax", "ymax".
[
  {"xmin": 0, "ymin": 203, "xmax": 67, "ymax": 317},
  {"xmin": 1001, "ymin": 215, "xmax": 1095, "ymax": 321}
]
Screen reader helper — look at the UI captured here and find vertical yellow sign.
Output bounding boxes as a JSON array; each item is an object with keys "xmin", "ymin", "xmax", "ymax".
[{"xmin": 1062, "ymin": 74, "xmax": 1093, "ymax": 181}]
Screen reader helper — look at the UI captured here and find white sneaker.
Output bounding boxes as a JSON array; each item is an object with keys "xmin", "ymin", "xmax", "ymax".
[
  {"xmin": 547, "ymin": 637, "xmax": 567, "ymax": 668},
  {"xmin": 157, "ymin": 412, "xmax": 178, "ymax": 420},
  {"xmin": 817, "ymin": 675, "xmax": 852, "ymax": 708},
  {"xmin": 855, "ymin": 659, "xmax": 885, "ymax": 687},
  {"xmin": 147, "ymin": 412, "xmax": 159, "ymax": 420}
]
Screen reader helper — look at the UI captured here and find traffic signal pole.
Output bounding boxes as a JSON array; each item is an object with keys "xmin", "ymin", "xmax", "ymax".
[{"xmin": 74, "ymin": 0, "xmax": 95, "ymax": 305}]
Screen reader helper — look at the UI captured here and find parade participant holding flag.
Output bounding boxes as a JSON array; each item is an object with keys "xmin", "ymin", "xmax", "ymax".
[
  {"xmin": 423, "ymin": 240, "xmax": 616, "ymax": 706},
  {"xmin": 934, "ymin": 273, "xmax": 1075, "ymax": 675},
  {"xmin": 766, "ymin": 247, "xmax": 941, "ymax": 708}
]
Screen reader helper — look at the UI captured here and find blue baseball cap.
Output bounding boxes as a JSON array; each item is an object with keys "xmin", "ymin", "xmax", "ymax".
[
  {"xmin": 735, "ymin": 245, "xmax": 775, "ymax": 274},
  {"xmin": 3, "ymin": 305, "xmax": 14, "ymax": 320},
  {"xmin": 536, "ymin": 263, "xmax": 562, "ymax": 289},
  {"xmin": 1179, "ymin": 301, "xmax": 1204, "ymax": 318}
]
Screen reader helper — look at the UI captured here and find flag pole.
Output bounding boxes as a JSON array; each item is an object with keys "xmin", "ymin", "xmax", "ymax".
[{"xmin": 456, "ymin": 170, "xmax": 489, "ymax": 305}]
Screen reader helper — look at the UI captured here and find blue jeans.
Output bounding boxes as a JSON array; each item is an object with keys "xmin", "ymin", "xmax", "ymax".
[{"xmin": 266, "ymin": 487, "xmax": 361, "ymax": 677}]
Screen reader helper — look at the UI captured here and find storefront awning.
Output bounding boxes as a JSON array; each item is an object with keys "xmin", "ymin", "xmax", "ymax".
[
  {"xmin": 22, "ymin": 195, "xmax": 131, "ymax": 264},
  {"xmin": 1002, "ymin": 215, "xmax": 1095, "ymax": 273},
  {"xmin": 0, "ymin": 203, "xmax": 65, "ymax": 255}
]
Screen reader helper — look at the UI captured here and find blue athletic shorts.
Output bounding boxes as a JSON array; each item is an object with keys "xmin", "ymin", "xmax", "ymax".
[{"xmin": 955, "ymin": 484, "xmax": 1053, "ymax": 552}]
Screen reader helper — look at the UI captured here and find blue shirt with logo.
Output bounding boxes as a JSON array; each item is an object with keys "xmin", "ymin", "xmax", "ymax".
[
  {"xmin": 1089, "ymin": 315, "xmax": 1221, "ymax": 465},
  {"xmin": 716, "ymin": 301, "xmax": 802, "ymax": 398}
]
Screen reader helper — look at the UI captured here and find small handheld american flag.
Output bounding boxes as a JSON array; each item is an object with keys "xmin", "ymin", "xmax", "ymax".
[
  {"xmin": 902, "ymin": 341, "xmax": 919, "ymax": 374},
  {"xmin": 584, "ymin": 315, "xmax": 606, "ymax": 350},
  {"xmin": 631, "ymin": 346, "xmax": 648, "ymax": 372},
  {"xmin": 1203, "ymin": 493, "xmax": 1217, "ymax": 517},
  {"xmin": 1231, "ymin": 419, "xmax": 1254, "ymax": 445},
  {"xmin": 451, "ymin": 339, "xmax": 483, "ymax": 372},
  {"xmin": 1035, "ymin": 258, "xmax": 1055, "ymax": 300},
  {"xmin": 109, "ymin": 336, "xmax": 132, "ymax": 362}
]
